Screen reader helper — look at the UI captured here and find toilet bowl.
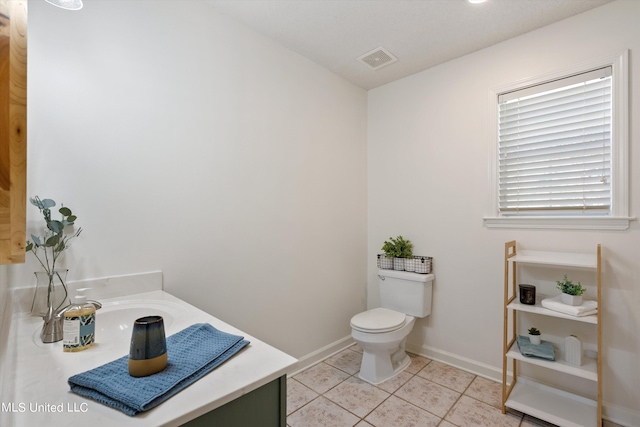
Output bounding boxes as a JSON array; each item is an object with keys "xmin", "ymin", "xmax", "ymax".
[
  {"xmin": 350, "ymin": 270, "xmax": 434, "ymax": 384},
  {"xmin": 351, "ymin": 308, "xmax": 415, "ymax": 384}
]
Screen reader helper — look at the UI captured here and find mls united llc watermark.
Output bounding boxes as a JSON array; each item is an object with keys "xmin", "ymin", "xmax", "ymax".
[{"xmin": 1, "ymin": 402, "xmax": 89, "ymax": 413}]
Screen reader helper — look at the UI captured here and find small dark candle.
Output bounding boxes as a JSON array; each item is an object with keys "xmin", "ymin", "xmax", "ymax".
[{"xmin": 519, "ymin": 284, "xmax": 536, "ymax": 305}]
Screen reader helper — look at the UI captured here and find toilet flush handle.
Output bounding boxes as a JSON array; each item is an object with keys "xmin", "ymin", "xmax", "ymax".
[{"xmin": 378, "ymin": 275, "xmax": 385, "ymax": 280}]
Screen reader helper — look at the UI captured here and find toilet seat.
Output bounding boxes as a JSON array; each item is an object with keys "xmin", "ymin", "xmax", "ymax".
[{"xmin": 350, "ymin": 308, "xmax": 407, "ymax": 333}]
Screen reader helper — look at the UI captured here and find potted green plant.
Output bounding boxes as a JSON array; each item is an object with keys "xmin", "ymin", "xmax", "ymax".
[
  {"xmin": 378, "ymin": 240, "xmax": 395, "ymax": 269},
  {"xmin": 528, "ymin": 327, "xmax": 541, "ymax": 345},
  {"xmin": 396, "ymin": 236, "xmax": 415, "ymax": 272},
  {"xmin": 556, "ymin": 274, "xmax": 586, "ymax": 306},
  {"xmin": 382, "ymin": 236, "xmax": 414, "ymax": 271}
]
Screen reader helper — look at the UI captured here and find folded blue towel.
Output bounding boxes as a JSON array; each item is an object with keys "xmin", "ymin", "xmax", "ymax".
[
  {"xmin": 68, "ymin": 323, "xmax": 249, "ymax": 416},
  {"xmin": 516, "ymin": 335, "xmax": 555, "ymax": 361}
]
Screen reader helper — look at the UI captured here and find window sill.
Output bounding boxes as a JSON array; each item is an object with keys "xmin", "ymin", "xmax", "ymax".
[{"xmin": 483, "ymin": 216, "xmax": 634, "ymax": 230}]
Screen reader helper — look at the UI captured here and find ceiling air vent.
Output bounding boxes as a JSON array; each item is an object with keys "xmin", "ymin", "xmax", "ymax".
[{"xmin": 357, "ymin": 47, "xmax": 398, "ymax": 71}]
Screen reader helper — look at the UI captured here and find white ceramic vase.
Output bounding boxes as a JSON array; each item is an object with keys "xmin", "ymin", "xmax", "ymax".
[
  {"xmin": 564, "ymin": 335, "xmax": 582, "ymax": 366},
  {"xmin": 529, "ymin": 334, "xmax": 541, "ymax": 345}
]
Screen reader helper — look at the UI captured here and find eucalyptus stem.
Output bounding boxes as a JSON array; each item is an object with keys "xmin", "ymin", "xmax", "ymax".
[
  {"xmin": 25, "ymin": 196, "xmax": 82, "ymax": 315},
  {"xmin": 31, "ymin": 250, "xmax": 50, "ymax": 274}
]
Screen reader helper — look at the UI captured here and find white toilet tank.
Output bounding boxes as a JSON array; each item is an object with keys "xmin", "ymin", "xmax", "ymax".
[{"xmin": 378, "ymin": 269, "xmax": 434, "ymax": 317}]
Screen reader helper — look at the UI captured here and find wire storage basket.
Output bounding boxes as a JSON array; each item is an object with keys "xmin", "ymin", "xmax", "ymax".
[
  {"xmin": 413, "ymin": 256, "xmax": 432, "ymax": 274},
  {"xmin": 377, "ymin": 254, "xmax": 394, "ymax": 269},
  {"xmin": 376, "ymin": 254, "xmax": 432, "ymax": 273},
  {"xmin": 404, "ymin": 257, "xmax": 416, "ymax": 272}
]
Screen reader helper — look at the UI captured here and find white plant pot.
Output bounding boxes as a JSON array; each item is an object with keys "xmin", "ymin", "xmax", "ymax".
[
  {"xmin": 561, "ymin": 293, "xmax": 583, "ymax": 306},
  {"xmin": 529, "ymin": 334, "xmax": 541, "ymax": 345}
]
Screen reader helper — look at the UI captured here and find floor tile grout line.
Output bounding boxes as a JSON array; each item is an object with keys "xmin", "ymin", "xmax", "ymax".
[
  {"xmin": 437, "ymin": 372, "xmax": 478, "ymax": 427},
  {"xmin": 294, "ymin": 354, "xmax": 438, "ymax": 425},
  {"xmin": 323, "ymin": 371, "xmax": 375, "ymax": 422},
  {"xmin": 435, "ymin": 373, "xmax": 531, "ymax": 427},
  {"xmin": 328, "ymin": 372, "xmax": 374, "ymax": 425},
  {"xmin": 339, "ymin": 364, "xmax": 454, "ymax": 426},
  {"xmin": 293, "ymin": 362, "xmax": 414, "ymax": 426},
  {"xmin": 290, "ymin": 349, "xmax": 530, "ymax": 427},
  {"xmin": 389, "ymin": 388, "xmax": 448, "ymax": 423},
  {"xmin": 288, "ymin": 347, "xmax": 612, "ymax": 427},
  {"xmin": 286, "ymin": 379, "xmax": 321, "ymax": 419},
  {"xmin": 289, "ymin": 368, "xmax": 370, "ymax": 423},
  {"xmin": 355, "ymin": 369, "xmax": 418, "ymax": 425}
]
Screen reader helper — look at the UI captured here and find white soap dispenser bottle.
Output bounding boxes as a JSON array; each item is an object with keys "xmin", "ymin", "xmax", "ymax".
[{"xmin": 63, "ymin": 288, "xmax": 96, "ymax": 352}]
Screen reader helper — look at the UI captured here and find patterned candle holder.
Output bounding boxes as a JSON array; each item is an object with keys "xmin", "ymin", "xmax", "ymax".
[{"xmin": 519, "ymin": 284, "xmax": 536, "ymax": 305}]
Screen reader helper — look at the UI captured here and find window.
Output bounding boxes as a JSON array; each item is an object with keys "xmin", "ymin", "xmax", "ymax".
[
  {"xmin": 498, "ymin": 68, "xmax": 611, "ymax": 214},
  {"xmin": 485, "ymin": 51, "xmax": 630, "ymax": 230}
]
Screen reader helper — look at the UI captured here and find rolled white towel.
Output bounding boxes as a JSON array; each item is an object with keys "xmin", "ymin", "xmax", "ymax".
[{"xmin": 541, "ymin": 295, "xmax": 597, "ymax": 317}]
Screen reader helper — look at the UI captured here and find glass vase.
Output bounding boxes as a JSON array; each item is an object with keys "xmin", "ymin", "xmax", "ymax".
[{"xmin": 30, "ymin": 270, "xmax": 70, "ymax": 317}]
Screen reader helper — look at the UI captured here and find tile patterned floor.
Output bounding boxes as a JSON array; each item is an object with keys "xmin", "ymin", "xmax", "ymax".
[{"xmin": 287, "ymin": 345, "xmax": 621, "ymax": 427}]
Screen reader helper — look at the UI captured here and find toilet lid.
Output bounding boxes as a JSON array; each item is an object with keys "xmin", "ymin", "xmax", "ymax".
[{"xmin": 351, "ymin": 308, "xmax": 407, "ymax": 333}]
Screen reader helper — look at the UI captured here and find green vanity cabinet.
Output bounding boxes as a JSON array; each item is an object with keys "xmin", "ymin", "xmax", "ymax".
[{"xmin": 182, "ymin": 375, "xmax": 287, "ymax": 427}]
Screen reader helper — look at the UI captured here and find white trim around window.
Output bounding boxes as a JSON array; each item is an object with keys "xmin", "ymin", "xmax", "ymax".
[{"xmin": 484, "ymin": 50, "xmax": 633, "ymax": 230}]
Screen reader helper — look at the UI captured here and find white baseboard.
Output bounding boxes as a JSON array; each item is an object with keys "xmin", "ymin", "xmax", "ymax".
[
  {"xmin": 602, "ymin": 401, "xmax": 640, "ymax": 427},
  {"xmin": 406, "ymin": 341, "xmax": 503, "ymax": 382},
  {"xmin": 289, "ymin": 335, "xmax": 355, "ymax": 377},
  {"xmin": 292, "ymin": 338, "xmax": 502, "ymax": 382}
]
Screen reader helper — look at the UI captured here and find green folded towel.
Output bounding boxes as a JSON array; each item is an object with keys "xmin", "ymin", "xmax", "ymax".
[{"xmin": 516, "ymin": 335, "xmax": 555, "ymax": 361}]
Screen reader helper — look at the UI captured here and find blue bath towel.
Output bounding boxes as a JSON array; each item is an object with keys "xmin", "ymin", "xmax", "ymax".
[
  {"xmin": 516, "ymin": 335, "xmax": 555, "ymax": 361},
  {"xmin": 68, "ymin": 323, "xmax": 249, "ymax": 416}
]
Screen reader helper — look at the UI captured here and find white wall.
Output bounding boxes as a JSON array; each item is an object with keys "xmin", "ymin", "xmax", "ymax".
[
  {"xmin": 368, "ymin": 0, "xmax": 639, "ymax": 423},
  {"xmin": 5, "ymin": 0, "xmax": 368, "ymax": 360},
  {"xmin": 4, "ymin": 0, "xmax": 637, "ymax": 422}
]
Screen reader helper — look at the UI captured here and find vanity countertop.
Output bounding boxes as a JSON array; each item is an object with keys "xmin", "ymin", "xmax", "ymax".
[{"xmin": 0, "ymin": 289, "xmax": 297, "ymax": 427}]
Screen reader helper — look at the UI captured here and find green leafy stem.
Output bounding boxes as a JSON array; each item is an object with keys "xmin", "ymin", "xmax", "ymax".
[{"xmin": 25, "ymin": 196, "xmax": 82, "ymax": 280}]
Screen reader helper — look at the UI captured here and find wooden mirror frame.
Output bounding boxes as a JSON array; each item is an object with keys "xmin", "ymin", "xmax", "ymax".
[{"xmin": 0, "ymin": 0, "xmax": 27, "ymax": 264}]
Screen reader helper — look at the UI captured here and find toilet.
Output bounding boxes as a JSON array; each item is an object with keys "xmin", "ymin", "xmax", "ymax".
[{"xmin": 351, "ymin": 269, "xmax": 434, "ymax": 384}]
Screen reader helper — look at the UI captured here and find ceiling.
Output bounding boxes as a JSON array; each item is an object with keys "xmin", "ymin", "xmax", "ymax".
[{"xmin": 205, "ymin": 0, "xmax": 614, "ymax": 90}]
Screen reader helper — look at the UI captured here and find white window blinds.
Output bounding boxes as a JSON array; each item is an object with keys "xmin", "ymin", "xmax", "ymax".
[{"xmin": 497, "ymin": 67, "xmax": 612, "ymax": 214}]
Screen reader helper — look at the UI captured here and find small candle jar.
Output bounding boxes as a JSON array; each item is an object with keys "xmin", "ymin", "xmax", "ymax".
[{"xmin": 519, "ymin": 284, "xmax": 536, "ymax": 305}]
